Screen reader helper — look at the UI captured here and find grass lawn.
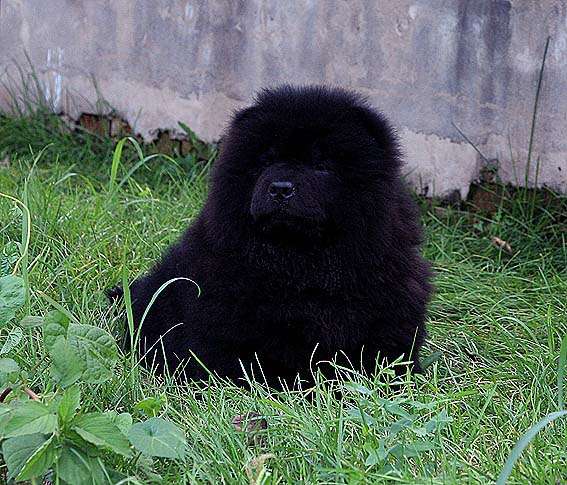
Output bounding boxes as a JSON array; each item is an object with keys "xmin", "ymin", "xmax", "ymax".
[{"xmin": 0, "ymin": 121, "xmax": 565, "ymax": 483}]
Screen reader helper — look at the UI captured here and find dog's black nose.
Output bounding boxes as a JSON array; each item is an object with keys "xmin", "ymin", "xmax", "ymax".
[{"xmin": 268, "ymin": 181, "xmax": 295, "ymax": 200}]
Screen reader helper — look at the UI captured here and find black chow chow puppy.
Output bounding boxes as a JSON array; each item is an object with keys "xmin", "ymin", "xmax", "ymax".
[{"xmin": 109, "ymin": 85, "xmax": 432, "ymax": 386}]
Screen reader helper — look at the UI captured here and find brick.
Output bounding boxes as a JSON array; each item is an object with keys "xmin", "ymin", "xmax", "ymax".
[
  {"xmin": 180, "ymin": 139, "xmax": 193, "ymax": 156},
  {"xmin": 78, "ymin": 113, "xmax": 109, "ymax": 137},
  {"xmin": 154, "ymin": 131, "xmax": 176, "ymax": 156},
  {"xmin": 110, "ymin": 117, "xmax": 132, "ymax": 138}
]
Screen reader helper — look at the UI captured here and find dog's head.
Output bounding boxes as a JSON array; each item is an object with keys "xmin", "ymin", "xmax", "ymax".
[
  {"xmin": 249, "ymin": 150, "xmax": 344, "ymax": 244},
  {"xmin": 205, "ymin": 85, "xmax": 405, "ymax": 248}
]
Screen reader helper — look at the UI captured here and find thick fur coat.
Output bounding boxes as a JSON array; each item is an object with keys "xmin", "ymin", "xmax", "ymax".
[{"xmin": 110, "ymin": 85, "xmax": 432, "ymax": 386}]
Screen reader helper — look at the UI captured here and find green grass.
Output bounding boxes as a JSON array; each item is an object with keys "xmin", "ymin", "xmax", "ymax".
[{"xmin": 0, "ymin": 128, "xmax": 566, "ymax": 484}]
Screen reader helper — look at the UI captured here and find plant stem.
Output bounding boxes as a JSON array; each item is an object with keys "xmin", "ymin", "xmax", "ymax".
[
  {"xmin": 24, "ymin": 387, "xmax": 40, "ymax": 400},
  {"xmin": 524, "ymin": 36, "xmax": 550, "ymax": 216}
]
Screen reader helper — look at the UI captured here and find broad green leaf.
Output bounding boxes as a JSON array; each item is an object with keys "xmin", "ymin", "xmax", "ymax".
[
  {"xmin": 43, "ymin": 310, "xmax": 70, "ymax": 351},
  {"xmin": 421, "ymin": 351, "xmax": 443, "ymax": 370},
  {"xmin": 378, "ymin": 399, "xmax": 415, "ymax": 420},
  {"xmin": 364, "ymin": 451, "xmax": 380, "ymax": 467},
  {"xmin": 2, "ymin": 433, "xmax": 51, "ymax": 480},
  {"xmin": 407, "ymin": 400, "xmax": 437, "ymax": 411},
  {"xmin": 0, "ymin": 275, "xmax": 25, "ymax": 327},
  {"xmin": 376, "ymin": 439, "xmax": 388, "ymax": 461},
  {"xmin": 364, "ymin": 439, "xmax": 388, "ymax": 466},
  {"xmin": 67, "ymin": 324, "xmax": 118, "ymax": 384},
  {"xmin": 56, "ymin": 447, "xmax": 91, "ymax": 484},
  {"xmin": 388, "ymin": 417, "xmax": 414, "ymax": 435},
  {"xmin": 0, "ymin": 326, "xmax": 23, "ymax": 354},
  {"xmin": 377, "ymin": 462, "xmax": 395, "ymax": 475},
  {"xmin": 347, "ymin": 408, "xmax": 376, "ymax": 426},
  {"xmin": 128, "ymin": 417, "xmax": 186, "ymax": 459},
  {"xmin": 57, "ymin": 446, "xmax": 116, "ymax": 485},
  {"xmin": 0, "ymin": 357, "xmax": 20, "ymax": 387},
  {"xmin": 0, "ymin": 357, "xmax": 19, "ymax": 373},
  {"xmin": 0, "ymin": 403, "xmax": 10, "ymax": 417},
  {"xmin": 58, "ymin": 386, "xmax": 81, "ymax": 424},
  {"xmin": 0, "ymin": 403, "xmax": 11, "ymax": 430},
  {"xmin": 343, "ymin": 382, "xmax": 373, "ymax": 395},
  {"xmin": 64, "ymin": 429, "xmax": 104, "ymax": 457},
  {"xmin": 16, "ymin": 434, "xmax": 56, "ymax": 481},
  {"xmin": 19, "ymin": 315, "xmax": 44, "ymax": 328},
  {"xmin": 43, "ymin": 312, "xmax": 118, "ymax": 385},
  {"xmin": 425, "ymin": 409, "xmax": 453, "ymax": 434},
  {"xmin": 134, "ymin": 395, "xmax": 166, "ymax": 417},
  {"xmin": 108, "ymin": 411, "xmax": 133, "ymax": 435},
  {"xmin": 3, "ymin": 400, "xmax": 57, "ymax": 438},
  {"xmin": 50, "ymin": 337, "xmax": 85, "ymax": 388},
  {"xmin": 72, "ymin": 412, "xmax": 131, "ymax": 457},
  {"xmin": 413, "ymin": 426, "xmax": 428, "ymax": 437},
  {"xmin": 388, "ymin": 441, "xmax": 435, "ymax": 459}
]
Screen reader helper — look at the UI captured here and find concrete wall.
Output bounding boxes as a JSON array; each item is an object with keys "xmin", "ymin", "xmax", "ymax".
[{"xmin": 1, "ymin": 0, "xmax": 566, "ymax": 197}]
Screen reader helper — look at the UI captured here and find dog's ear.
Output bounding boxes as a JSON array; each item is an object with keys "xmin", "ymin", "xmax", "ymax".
[
  {"xmin": 352, "ymin": 105, "xmax": 402, "ymax": 177},
  {"xmin": 106, "ymin": 286, "xmax": 124, "ymax": 303},
  {"xmin": 232, "ymin": 105, "xmax": 259, "ymax": 125}
]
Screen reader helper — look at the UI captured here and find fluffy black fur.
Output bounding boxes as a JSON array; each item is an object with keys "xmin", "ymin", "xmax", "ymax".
[{"xmin": 109, "ymin": 85, "xmax": 432, "ymax": 386}]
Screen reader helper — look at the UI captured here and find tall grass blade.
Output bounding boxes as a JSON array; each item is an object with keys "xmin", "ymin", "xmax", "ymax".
[
  {"xmin": 138, "ymin": 277, "xmax": 201, "ymax": 333},
  {"xmin": 109, "ymin": 137, "xmax": 128, "ymax": 191},
  {"xmin": 124, "ymin": 278, "xmax": 201, "ymax": 373},
  {"xmin": 117, "ymin": 153, "xmax": 179, "ymax": 189},
  {"xmin": 37, "ymin": 291, "xmax": 80, "ymax": 324},
  {"xmin": 0, "ymin": 192, "xmax": 31, "ymax": 278},
  {"xmin": 496, "ymin": 410, "xmax": 567, "ymax": 485},
  {"xmin": 452, "ymin": 122, "xmax": 490, "ymax": 164},
  {"xmin": 109, "ymin": 136, "xmax": 180, "ymax": 192},
  {"xmin": 121, "ymin": 251, "xmax": 135, "ymax": 355},
  {"xmin": 524, "ymin": 37, "xmax": 550, "ymax": 191}
]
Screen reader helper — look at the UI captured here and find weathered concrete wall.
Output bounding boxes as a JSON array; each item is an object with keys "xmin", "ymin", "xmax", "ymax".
[{"xmin": 1, "ymin": 0, "xmax": 566, "ymax": 197}]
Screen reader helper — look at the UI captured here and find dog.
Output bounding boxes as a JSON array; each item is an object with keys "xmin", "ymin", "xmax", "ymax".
[{"xmin": 108, "ymin": 85, "xmax": 432, "ymax": 387}]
